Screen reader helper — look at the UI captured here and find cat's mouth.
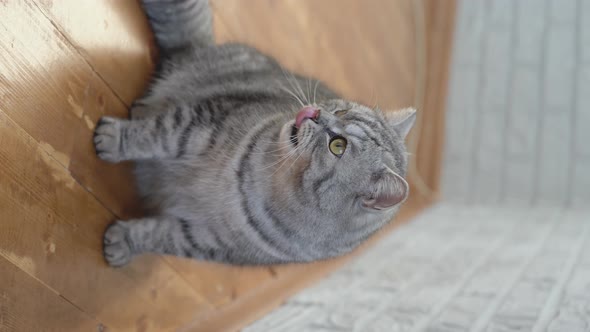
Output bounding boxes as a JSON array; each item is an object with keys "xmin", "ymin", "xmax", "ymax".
[{"xmin": 290, "ymin": 106, "xmax": 320, "ymax": 146}]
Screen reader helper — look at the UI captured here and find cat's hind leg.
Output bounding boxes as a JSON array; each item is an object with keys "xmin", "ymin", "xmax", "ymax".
[
  {"xmin": 140, "ymin": 0, "xmax": 214, "ymax": 51},
  {"xmin": 102, "ymin": 216, "xmax": 223, "ymax": 266}
]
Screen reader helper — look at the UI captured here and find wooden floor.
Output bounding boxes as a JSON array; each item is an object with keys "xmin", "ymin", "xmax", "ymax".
[{"xmin": 0, "ymin": 1, "xmax": 453, "ymax": 331}]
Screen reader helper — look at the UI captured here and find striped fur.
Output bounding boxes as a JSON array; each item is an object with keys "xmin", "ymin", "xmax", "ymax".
[{"xmin": 96, "ymin": 0, "xmax": 415, "ymax": 267}]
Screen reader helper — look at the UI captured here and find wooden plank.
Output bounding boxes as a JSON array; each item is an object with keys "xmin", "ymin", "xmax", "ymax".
[
  {"xmin": 0, "ymin": 110, "xmax": 211, "ymax": 330},
  {"xmin": 0, "ymin": 256, "xmax": 104, "ymax": 332},
  {"xmin": 0, "ymin": 0, "xmax": 139, "ymax": 219},
  {"xmin": 32, "ymin": 0, "xmax": 155, "ymax": 105},
  {"xmin": 165, "ymin": 259, "xmax": 275, "ymax": 308}
]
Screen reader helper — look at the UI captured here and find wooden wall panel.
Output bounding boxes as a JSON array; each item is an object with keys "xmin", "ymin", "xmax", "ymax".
[{"xmin": 0, "ymin": 0, "xmax": 455, "ymax": 330}]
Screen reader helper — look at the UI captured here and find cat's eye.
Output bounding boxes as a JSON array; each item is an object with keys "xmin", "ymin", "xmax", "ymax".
[
  {"xmin": 334, "ymin": 109, "xmax": 348, "ymax": 116},
  {"xmin": 329, "ymin": 137, "xmax": 347, "ymax": 156}
]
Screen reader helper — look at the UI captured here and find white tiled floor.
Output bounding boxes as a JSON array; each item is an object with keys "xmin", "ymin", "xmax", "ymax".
[{"xmin": 246, "ymin": 204, "xmax": 590, "ymax": 331}]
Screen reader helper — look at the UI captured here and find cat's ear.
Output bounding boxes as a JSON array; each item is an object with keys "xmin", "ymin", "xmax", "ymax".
[
  {"xmin": 362, "ymin": 169, "xmax": 409, "ymax": 211},
  {"xmin": 384, "ymin": 107, "xmax": 417, "ymax": 139}
]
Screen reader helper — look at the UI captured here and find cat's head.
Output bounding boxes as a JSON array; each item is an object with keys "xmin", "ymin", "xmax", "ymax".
[{"xmin": 276, "ymin": 100, "xmax": 415, "ymax": 221}]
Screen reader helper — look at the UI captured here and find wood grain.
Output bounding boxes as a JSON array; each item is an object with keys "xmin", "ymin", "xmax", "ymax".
[
  {"xmin": 33, "ymin": 0, "xmax": 156, "ymax": 105},
  {"xmin": 0, "ymin": 110, "xmax": 211, "ymax": 330},
  {"xmin": 0, "ymin": 256, "xmax": 104, "ymax": 332},
  {"xmin": 165, "ymin": 258, "xmax": 275, "ymax": 308},
  {"xmin": 0, "ymin": 0, "xmax": 140, "ymax": 219}
]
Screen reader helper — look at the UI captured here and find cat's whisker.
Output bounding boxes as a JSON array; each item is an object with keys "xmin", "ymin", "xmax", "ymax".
[
  {"xmin": 283, "ymin": 143, "xmax": 307, "ymax": 175},
  {"xmin": 280, "ymin": 68, "xmax": 308, "ymax": 105},
  {"xmin": 259, "ymin": 144, "xmax": 301, "ymax": 171},
  {"xmin": 307, "ymin": 78, "xmax": 312, "ymax": 106},
  {"xmin": 295, "ymin": 76, "xmax": 309, "ymax": 105},
  {"xmin": 282, "ymin": 132, "xmax": 315, "ymax": 176},
  {"xmin": 313, "ymin": 80, "xmax": 320, "ymax": 105},
  {"xmin": 268, "ymin": 142, "xmax": 306, "ymax": 175},
  {"xmin": 280, "ymin": 86, "xmax": 305, "ymax": 107},
  {"xmin": 287, "ymin": 70, "xmax": 309, "ymax": 105},
  {"xmin": 262, "ymin": 153, "xmax": 296, "ymax": 173},
  {"xmin": 271, "ymin": 139, "xmax": 310, "ymax": 177},
  {"xmin": 249, "ymin": 142, "xmax": 294, "ymax": 155},
  {"xmin": 370, "ymin": 87, "xmax": 378, "ymax": 110}
]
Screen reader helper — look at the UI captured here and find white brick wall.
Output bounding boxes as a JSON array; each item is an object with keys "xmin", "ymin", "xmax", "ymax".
[
  {"xmin": 581, "ymin": 1, "xmax": 590, "ymax": 63},
  {"xmin": 572, "ymin": 159, "xmax": 590, "ymax": 208},
  {"xmin": 550, "ymin": 0, "xmax": 577, "ymax": 24},
  {"xmin": 442, "ymin": 0, "xmax": 589, "ymax": 207},
  {"xmin": 514, "ymin": 0, "xmax": 545, "ymax": 66},
  {"xmin": 544, "ymin": 26, "xmax": 575, "ymax": 112},
  {"xmin": 576, "ymin": 66, "xmax": 590, "ymax": 158}
]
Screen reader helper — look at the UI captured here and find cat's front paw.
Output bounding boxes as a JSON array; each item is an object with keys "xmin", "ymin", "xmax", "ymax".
[
  {"xmin": 94, "ymin": 117, "xmax": 123, "ymax": 163},
  {"xmin": 103, "ymin": 221, "xmax": 133, "ymax": 267}
]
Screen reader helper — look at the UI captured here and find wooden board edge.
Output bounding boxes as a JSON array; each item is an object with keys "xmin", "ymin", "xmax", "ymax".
[{"xmin": 415, "ymin": 0, "xmax": 458, "ymax": 198}]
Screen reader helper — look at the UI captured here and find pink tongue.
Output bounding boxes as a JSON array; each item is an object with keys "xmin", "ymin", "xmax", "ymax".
[{"xmin": 295, "ymin": 106, "xmax": 320, "ymax": 128}]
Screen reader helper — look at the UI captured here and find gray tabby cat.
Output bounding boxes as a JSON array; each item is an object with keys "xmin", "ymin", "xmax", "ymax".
[{"xmin": 95, "ymin": 0, "xmax": 416, "ymax": 267}]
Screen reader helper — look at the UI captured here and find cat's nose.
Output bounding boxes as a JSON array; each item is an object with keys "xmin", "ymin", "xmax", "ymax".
[{"xmin": 295, "ymin": 106, "xmax": 320, "ymax": 128}]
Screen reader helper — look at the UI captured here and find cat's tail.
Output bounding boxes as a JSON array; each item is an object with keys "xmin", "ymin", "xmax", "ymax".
[{"xmin": 140, "ymin": 0, "xmax": 213, "ymax": 52}]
